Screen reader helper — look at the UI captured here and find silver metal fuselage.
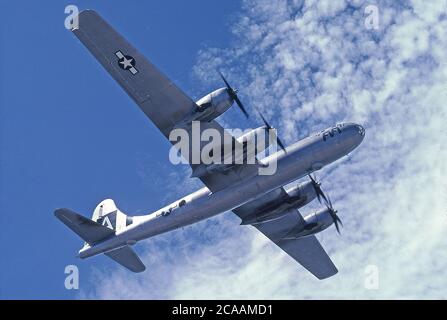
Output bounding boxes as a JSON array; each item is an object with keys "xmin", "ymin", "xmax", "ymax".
[{"xmin": 79, "ymin": 123, "xmax": 364, "ymax": 258}]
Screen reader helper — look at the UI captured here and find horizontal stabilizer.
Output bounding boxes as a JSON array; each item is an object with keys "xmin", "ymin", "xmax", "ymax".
[
  {"xmin": 54, "ymin": 209, "xmax": 115, "ymax": 245},
  {"xmin": 105, "ymin": 246, "xmax": 146, "ymax": 273}
]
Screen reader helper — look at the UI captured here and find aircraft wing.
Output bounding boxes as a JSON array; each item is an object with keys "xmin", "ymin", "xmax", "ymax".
[
  {"xmin": 72, "ymin": 10, "xmax": 259, "ymax": 192},
  {"xmin": 233, "ymin": 198, "xmax": 338, "ymax": 280},
  {"xmin": 72, "ymin": 10, "xmax": 195, "ymax": 136}
]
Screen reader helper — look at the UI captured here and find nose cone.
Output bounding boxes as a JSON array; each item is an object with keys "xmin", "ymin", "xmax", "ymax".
[{"xmin": 341, "ymin": 123, "xmax": 365, "ymax": 152}]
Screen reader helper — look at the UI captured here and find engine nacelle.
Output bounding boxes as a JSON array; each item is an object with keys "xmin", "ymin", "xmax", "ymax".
[
  {"xmin": 194, "ymin": 87, "xmax": 233, "ymax": 121},
  {"xmin": 283, "ymin": 180, "xmax": 318, "ymax": 207},
  {"xmin": 292, "ymin": 208, "xmax": 334, "ymax": 238},
  {"xmin": 239, "ymin": 180, "xmax": 319, "ymax": 225},
  {"xmin": 191, "ymin": 127, "xmax": 275, "ymax": 178},
  {"xmin": 236, "ymin": 126, "xmax": 272, "ymax": 157}
]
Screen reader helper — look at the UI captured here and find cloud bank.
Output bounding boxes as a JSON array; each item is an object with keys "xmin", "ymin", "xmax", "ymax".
[{"xmin": 82, "ymin": 0, "xmax": 447, "ymax": 299}]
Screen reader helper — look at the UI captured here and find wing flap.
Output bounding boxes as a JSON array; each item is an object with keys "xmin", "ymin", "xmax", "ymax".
[{"xmin": 105, "ymin": 245, "xmax": 146, "ymax": 273}]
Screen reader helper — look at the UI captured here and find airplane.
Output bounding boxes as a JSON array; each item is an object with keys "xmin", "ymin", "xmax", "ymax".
[{"xmin": 55, "ymin": 10, "xmax": 365, "ymax": 280}]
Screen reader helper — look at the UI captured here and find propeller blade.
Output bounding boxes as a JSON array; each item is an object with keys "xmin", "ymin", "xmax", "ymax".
[
  {"xmin": 218, "ymin": 71, "xmax": 232, "ymax": 90},
  {"xmin": 329, "ymin": 209, "xmax": 341, "ymax": 234},
  {"xmin": 320, "ymin": 191, "xmax": 329, "ymax": 205},
  {"xmin": 325, "ymin": 195, "xmax": 342, "ymax": 234},
  {"xmin": 316, "ymin": 192, "xmax": 322, "ymax": 204},
  {"xmin": 308, "ymin": 174, "xmax": 329, "ymax": 205},
  {"xmin": 234, "ymin": 96, "xmax": 249, "ymax": 119},
  {"xmin": 333, "ymin": 212, "xmax": 342, "ymax": 234},
  {"xmin": 334, "ymin": 213, "xmax": 343, "ymax": 227},
  {"xmin": 275, "ymin": 135, "xmax": 287, "ymax": 153},
  {"xmin": 334, "ymin": 219, "xmax": 341, "ymax": 234},
  {"xmin": 258, "ymin": 111, "xmax": 287, "ymax": 153},
  {"xmin": 327, "ymin": 195, "xmax": 333, "ymax": 209},
  {"xmin": 218, "ymin": 71, "xmax": 249, "ymax": 118},
  {"xmin": 308, "ymin": 174, "xmax": 322, "ymax": 204},
  {"xmin": 258, "ymin": 111, "xmax": 272, "ymax": 129}
]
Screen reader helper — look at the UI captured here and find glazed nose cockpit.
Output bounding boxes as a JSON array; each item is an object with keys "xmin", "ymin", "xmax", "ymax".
[
  {"xmin": 343, "ymin": 123, "xmax": 365, "ymax": 138},
  {"xmin": 335, "ymin": 123, "xmax": 365, "ymax": 151},
  {"xmin": 356, "ymin": 125, "xmax": 365, "ymax": 137}
]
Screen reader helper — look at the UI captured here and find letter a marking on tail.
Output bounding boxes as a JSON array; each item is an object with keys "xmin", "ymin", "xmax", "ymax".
[{"xmin": 101, "ymin": 216, "xmax": 113, "ymax": 230}]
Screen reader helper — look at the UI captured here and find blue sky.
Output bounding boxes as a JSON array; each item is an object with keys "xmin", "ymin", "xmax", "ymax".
[
  {"xmin": 0, "ymin": 0, "xmax": 241, "ymax": 299},
  {"xmin": 1, "ymin": 0, "xmax": 447, "ymax": 299}
]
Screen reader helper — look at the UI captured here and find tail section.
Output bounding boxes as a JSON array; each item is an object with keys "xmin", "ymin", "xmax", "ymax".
[{"xmin": 55, "ymin": 199, "xmax": 145, "ymax": 273}]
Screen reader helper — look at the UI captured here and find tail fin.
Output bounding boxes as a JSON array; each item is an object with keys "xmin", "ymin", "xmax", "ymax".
[{"xmin": 91, "ymin": 199, "xmax": 133, "ymax": 231}]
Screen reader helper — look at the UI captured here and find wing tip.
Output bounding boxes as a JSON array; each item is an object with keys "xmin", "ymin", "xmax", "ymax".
[
  {"xmin": 78, "ymin": 9, "xmax": 99, "ymax": 17},
  {"xmin": 54, "ymin": 208, "xmax": 70, "ymax": 220},
  {"xmin": 133, "ymin": 265, "xmax": 146, "ymax": 273},
  {"xmin": 315, "ymin": 267, "xmax": 338, "ymax": 280},
  {"xmin": 70, "ymin": 9, "xmax": 101, "ymax": 32}
]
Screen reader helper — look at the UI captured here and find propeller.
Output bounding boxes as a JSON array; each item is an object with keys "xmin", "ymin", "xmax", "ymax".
[
  {"xmin": 218, "ymin": 71, "xmax": 249, "ymax": 118},
  {"xmin": 308, "ymin": 174, "xmax": 329, "ymax": 205},
  {"xmin": 326, "ymin": 195, "xmax": 343, "ymax": 234},
  {"xmin": 217, "ymin": 71, "xmax": 286, "ymax": 152},
  {"xmin": 257, "ymin": 111, "xmax": 287, "ymax": 153}
]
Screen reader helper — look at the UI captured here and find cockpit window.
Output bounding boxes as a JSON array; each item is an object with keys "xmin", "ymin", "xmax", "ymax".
[{"xmin": 357, "ymin": 125, "xmax": 365, "ymax": 136}]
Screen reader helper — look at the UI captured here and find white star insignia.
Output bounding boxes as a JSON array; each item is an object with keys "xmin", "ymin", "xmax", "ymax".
[{"xmin": 120, "ymin": 57, "xmax": 133, "ymax": 69}]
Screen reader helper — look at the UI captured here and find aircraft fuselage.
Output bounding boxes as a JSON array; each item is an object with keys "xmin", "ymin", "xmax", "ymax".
[{"xmin": 79, "ymin": 122, "xmax": 365, "ymax": 258}]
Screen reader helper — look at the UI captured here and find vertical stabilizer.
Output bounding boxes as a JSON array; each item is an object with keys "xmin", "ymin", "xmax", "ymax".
[{"xmin": 91, "ymin": 199, "xmax": 133, "ymax": 231}]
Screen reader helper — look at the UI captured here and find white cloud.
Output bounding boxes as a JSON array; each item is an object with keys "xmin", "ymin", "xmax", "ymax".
[{"xmin": 83, "ymin": 0, "xmax": 447, "ymax": 299}]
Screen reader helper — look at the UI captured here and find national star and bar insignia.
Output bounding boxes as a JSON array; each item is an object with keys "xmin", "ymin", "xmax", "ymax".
[{"xmin": 115, "ymin": 50, "xmax": 138, "ymax": 75}]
